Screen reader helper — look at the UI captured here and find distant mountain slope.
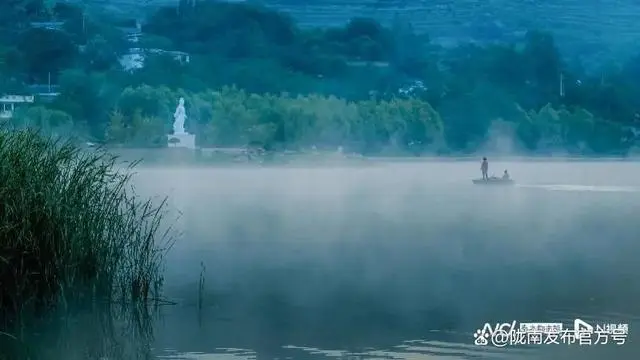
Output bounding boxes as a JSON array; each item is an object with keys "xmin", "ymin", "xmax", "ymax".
[
  {"xmin": 265, "ymin": 1, "xmax": 640, "ymax": 52},
  {"xmin": 74, "ymin": 0, "xmax": 640, "ymax": 59}
]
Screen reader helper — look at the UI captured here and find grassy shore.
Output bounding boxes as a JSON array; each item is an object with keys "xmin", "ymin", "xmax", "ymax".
[{"xmin": 0, "ymin": 130, "xmax": 173, "ymax": 331}]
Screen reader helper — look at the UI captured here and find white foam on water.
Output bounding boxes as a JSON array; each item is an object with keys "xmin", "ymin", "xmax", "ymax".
[{"xmin": 516, "ymin": 184, "xmax": 640, "ymax": 193}]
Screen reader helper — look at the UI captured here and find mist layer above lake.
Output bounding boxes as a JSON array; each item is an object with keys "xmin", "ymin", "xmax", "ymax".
[{"xmin": 132, "ymin": 161, "xmax": 640, "ymax": 359}]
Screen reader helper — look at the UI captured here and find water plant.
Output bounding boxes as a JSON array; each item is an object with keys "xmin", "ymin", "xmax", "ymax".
[{"xmin": 0, "ymin": 129, "xmax": 173, "ymax": 328}]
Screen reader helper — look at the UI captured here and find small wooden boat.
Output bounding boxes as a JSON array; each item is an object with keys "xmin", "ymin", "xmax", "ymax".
[{"xmin": 472, "ymin": 177, "xmax": 515, "ymax": 185}]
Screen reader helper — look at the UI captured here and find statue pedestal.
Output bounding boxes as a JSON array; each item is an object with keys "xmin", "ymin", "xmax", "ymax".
[{"xmin": 167, "ymin": 133, "xmax": 196, "ymax": 149}]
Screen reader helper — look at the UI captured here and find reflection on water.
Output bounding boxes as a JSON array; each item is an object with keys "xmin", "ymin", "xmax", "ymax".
[
  {"xmin": 158, "ymin": 340, "xmax": 531, "ymax": 360},
  {"xmin": 0, "ymin": 305, "xmax": 156, "ymax": 360},
  {"xmin": 8, "ymin": 161, "xmax": 640, "ymax": 359},
  {"xmin": 150, "ymin": 307, "xmax": 639, "ymax": 359}
]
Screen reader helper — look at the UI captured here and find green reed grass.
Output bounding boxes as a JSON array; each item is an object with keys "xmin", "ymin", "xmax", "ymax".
[{"xmin": 0, "ymin": 129, "xmax": 173, "ymax": 325}]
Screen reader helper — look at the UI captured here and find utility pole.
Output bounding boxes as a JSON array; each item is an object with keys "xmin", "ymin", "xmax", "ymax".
[{"xmin": 79, "ymin": 0, "xmax": 87, "ymax": 35}]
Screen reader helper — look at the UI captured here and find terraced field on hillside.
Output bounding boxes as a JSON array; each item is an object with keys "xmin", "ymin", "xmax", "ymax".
[{"xmin": 267, "ymin": 0, "xmax": 640, "ymax": 52}]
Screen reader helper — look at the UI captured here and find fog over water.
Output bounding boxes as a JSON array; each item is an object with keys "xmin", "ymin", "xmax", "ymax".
[{"xmin": 131, "ymin": 160, "xmax": 640, "ymax": 359}]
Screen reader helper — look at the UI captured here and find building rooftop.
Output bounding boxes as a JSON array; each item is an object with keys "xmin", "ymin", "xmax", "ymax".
[
  {"xmin": 30, "ymin": 21, "xmax": 65, "ymax": 30},
  {"xmin": 0, "ymin": 95, "xmax": 35, "ymax": 103},
  {"xmin": 28, "ymin": 84, "xmax": 61, "ymax": 95}
]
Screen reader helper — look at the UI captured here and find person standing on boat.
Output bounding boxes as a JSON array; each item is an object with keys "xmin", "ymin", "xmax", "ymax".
[{"xmin": 481, "ymin": 157, "xmax": 489, "ymax": 180}]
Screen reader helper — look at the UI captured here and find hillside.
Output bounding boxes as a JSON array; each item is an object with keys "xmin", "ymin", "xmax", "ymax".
[
  {"xmin": 267, "ymin": 0, "xmax": 640, "ymax": 59},
  {"xmin": 73, "ymin": 0, "xmax": 640, "ymax": 60}
]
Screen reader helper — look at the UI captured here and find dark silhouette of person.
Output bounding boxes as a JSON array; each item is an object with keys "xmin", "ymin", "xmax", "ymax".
[{"xmin": 481, "ymin": 157, "xmax": 489, "ymax": 180}]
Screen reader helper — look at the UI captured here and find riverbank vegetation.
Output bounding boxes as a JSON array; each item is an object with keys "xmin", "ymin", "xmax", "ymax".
[
  {"xmin": 0, "ymin": 129, "xmax": 172, "ymax": 331},
  {"xmin": 1, "ymin": 1, "xmax": 640, "ymax": 156}
]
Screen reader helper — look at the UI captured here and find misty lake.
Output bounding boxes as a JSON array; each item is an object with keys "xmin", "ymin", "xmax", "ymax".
[{"xmin": 111, "ymin": 160, "xmax": 640, "ymax": 359}]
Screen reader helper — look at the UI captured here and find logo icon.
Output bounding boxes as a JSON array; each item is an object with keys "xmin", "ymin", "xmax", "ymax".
[
  {"xmin": 473, "ymin": 328, "xmax": 489, "ymax": 345},
  {"xmin": 574, "ymin": 319, "xmax": 593, "ymax": 333}
]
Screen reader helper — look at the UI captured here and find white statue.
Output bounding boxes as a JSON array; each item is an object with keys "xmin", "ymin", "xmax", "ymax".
[{"xmin": 173, "ymin": 97, "xmax": 187, "ymax": 135}]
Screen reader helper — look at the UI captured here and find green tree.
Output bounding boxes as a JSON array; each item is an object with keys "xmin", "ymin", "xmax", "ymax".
[
  {"xmin": 83, "ymin": 35, "xmax": 119, "ymax": 71},
  {"xmin": 17, "ymin": 28, "xmax": 77, "ymax": 82},
  {"xmin": 129, "ymin": 109, "xmax": 167, "ymax": 147},
  {"xmin": 52, "ymin": 69, "xmax": 112, "ymax": 138},
  {"xmin": 105, "ymin": 108, "xmax": 126, "ymax": 144},
  {"xmin": 520, "ymin": 30, "xmax": 563, "ymax": 108},
  {"xmin": 117, "ymin": 85, "xmax": 173, "ymax": 121},
  {"xmin": 12, "ymin": 105, "xmax": 73, "ymax": 136}
]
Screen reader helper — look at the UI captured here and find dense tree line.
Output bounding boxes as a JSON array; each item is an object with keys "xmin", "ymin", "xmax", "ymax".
[{"xmin": 1, "ymin": 0, "xmax": 640, "ymax": 155}]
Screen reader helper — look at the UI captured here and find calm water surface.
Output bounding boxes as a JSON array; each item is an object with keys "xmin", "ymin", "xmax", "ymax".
[{"xmin": 131, "ymin": 160, "xmax": 640, "ymax": 360}]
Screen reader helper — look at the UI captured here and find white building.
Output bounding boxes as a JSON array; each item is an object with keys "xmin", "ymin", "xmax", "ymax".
[
  {"xmin": 119, "ymin": 48, "xmax": 190, "ymax": 71},
  {"xmin": 0, "ymin": 95, "xmax": 35, "ymax": 119},
  {"xmin": 28, "ymin": 84, "xmax": 61, "ymax": 103},
  {"xmin": 29, "ymin": 21, "xmax": 65, "ymax": 31},
  {"xmin": 118, "ymin": 20, "xmax": 143, "ymax": 44}
]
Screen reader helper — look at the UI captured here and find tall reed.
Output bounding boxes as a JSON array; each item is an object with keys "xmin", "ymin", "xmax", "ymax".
[{"xmin": 0, "ymin": 129, "xmax": 173, "ymax": 326}]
